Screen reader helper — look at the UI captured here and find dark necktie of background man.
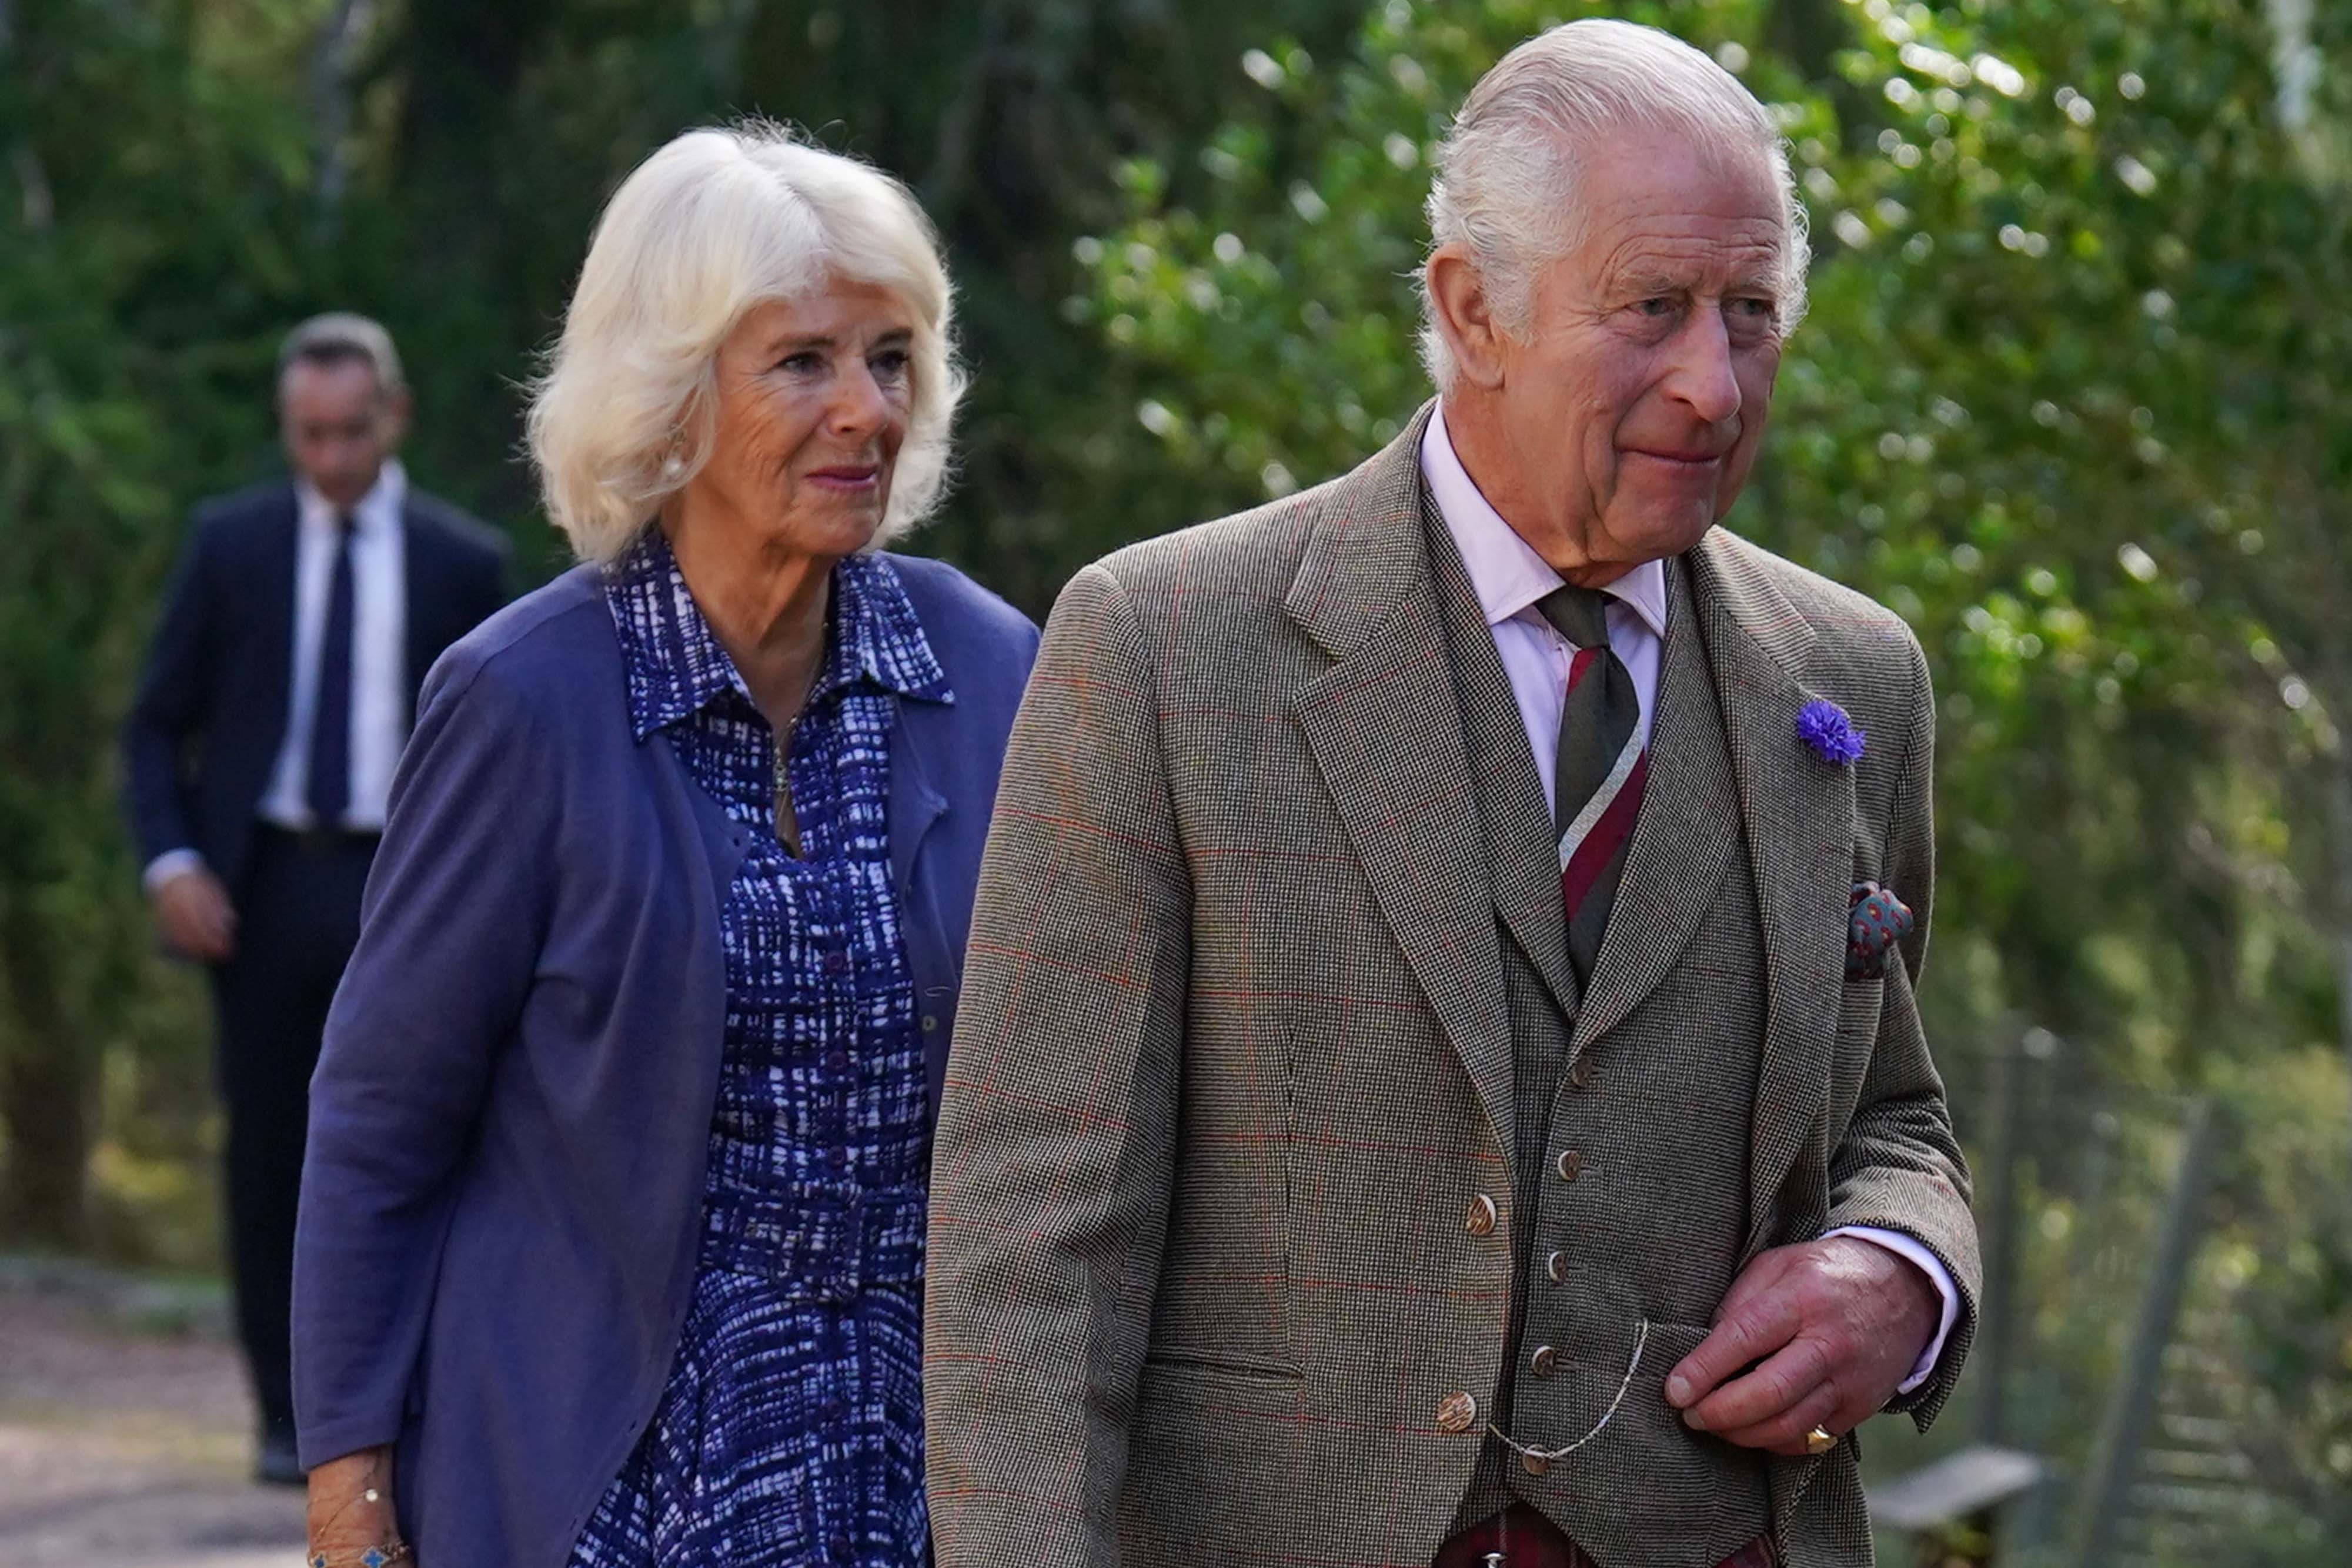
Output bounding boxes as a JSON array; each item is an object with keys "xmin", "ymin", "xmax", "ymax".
[
  {"xmin": 1540, "ymin": 584, "xmax": 1648, "ymax": 980},
  {"xmin": 306, "ymin": 512, "xmax": 357, "ymax": 831}
]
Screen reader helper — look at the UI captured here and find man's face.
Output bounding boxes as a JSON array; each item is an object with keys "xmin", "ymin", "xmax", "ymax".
[
  {"xmin": 279, "ymin": 357, "xmax": 405, "ymax": 510},
  {"xmin": 1476, "ymin": 131, "xmax": 1788, "ymax": 579}
]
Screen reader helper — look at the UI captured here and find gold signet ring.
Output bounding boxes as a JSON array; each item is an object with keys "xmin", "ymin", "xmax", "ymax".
[{"xmin": 1803, "ymin": 1426, "xmax": 1837, "ymax": 1456}]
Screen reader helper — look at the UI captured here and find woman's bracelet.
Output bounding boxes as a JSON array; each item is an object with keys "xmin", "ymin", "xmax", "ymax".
[{"xmin": 307, "ymin": 1543, "xmax": 412, "ymax": 1568}]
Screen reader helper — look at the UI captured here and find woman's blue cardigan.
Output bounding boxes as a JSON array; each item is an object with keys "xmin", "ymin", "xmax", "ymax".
[{"xmin": 291, "ymin": 554, "xmax": 1039, "ymax": 1568}]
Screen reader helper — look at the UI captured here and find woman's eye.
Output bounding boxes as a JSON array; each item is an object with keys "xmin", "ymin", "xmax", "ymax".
[
  {"xmin": 871, "ymin": 349, "xmax": 911, "ymax": 379},
  {"xmin": 778, "ymin": 351, "xmax": 824, "ymax": 375}
]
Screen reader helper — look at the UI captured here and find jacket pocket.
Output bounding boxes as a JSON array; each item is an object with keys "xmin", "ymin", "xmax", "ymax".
[{"xmin": 1141, "ymin": 1346, "xmax": 1306, "ymax": 1386}]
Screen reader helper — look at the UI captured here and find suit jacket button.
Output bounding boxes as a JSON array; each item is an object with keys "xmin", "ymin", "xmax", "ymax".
[
  {"xmin": 1529, "ymin": 1344, "xmax": 1558, "ymax": 1379},
  {"xmin": 1436, "ymin": 1392, "xmax": 1478, "ymax": 1433},
  {"xmin": 1568, "ymin": 1057, "xmax": 1596, "ymax": 1091},
  {"xmin": 1545, "ymin": 1249, "xmax": 1568, "ymax": 1284},
  {"xmin": 1465, "ymin": 1193, "xmax": 1498, "ymax": 1236}
]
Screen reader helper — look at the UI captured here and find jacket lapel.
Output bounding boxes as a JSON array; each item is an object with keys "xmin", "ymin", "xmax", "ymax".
[
  {"xmin": 1287, "ymin": 408, "xmax": 1519, "ymax": 1162},
  {"xmin": 1421, "ymin": 496, "xmax": 1579, "ymax": 1024},
  {"xmin": 1685, "ymin": 532, "xmax": 1853, "ymax": 1253},
  {"xmin": 256, "ymin": 487, "xmax": 301, "ymax": 759},
  {"xmin": 1569, "ymin": 556, "xmax": 1741, "ymax": 1052}
]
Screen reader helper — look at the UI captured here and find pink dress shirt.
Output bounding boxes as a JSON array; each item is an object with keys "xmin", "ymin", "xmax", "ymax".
[{"xmin": 1421, "ymin": 405, "xmax": 1957, "ymax": 1393}]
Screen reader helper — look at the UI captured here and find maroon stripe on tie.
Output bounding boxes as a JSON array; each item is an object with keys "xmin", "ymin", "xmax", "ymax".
[
  {"xmin": 1561, "ymin": 748, "xmax": 1648, "ymax": 915},
  {"xmin": 1565, "ymin": 644, "xmax": 1600, "ymax": 694}
]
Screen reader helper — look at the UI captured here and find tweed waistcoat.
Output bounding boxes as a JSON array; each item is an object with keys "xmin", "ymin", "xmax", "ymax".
[{"xmin": 1424, "ymin": 510, "xmax": 1773, "ymax": 1563}]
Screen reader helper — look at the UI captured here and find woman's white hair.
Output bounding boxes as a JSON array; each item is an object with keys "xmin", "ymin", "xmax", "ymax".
[
  {"xmin": 528, "ymin": 122, "xmax": 964, "ymax": 563},
  {"xmin": 1419, "ymin": 18, "xmax": 1810, "ymax": 392}
]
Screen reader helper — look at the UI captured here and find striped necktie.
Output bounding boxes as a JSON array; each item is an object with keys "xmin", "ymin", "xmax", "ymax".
[{"xmin": 1537, "ymin": 584, "xmax": 1648, "ymax": 981}]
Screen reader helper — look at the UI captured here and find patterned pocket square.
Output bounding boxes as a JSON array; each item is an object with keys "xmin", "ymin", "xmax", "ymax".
[{"xmin": 1847, "ymin": 881, "xmax": 1915, "ymax": 980}]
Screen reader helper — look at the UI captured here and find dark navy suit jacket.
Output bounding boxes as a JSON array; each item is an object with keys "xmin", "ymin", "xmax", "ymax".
[
  {"xmin": 291, "ymin": 554, "xmax": 1040, "ymax": 1568},
  {"xmin": 122, "ymin": 480, "xmax": 510, "ymax": 891}
]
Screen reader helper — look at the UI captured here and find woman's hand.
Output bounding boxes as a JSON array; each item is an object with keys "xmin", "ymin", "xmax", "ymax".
[{"xmin": 306, "ymin": 1445, "xmax": 407, "ymax": 1564}]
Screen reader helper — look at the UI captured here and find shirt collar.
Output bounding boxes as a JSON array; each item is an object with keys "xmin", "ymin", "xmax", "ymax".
[
  {"xmin": 295, "ymin": 458, "xmax": 406, "ymax": 537},
  {"xmin": 1419, "ymin": 404, "xmax": 1668, "ymax": 644},
  {"xmin": 606, "ymin": 531, "xmax": 953, "ymax": 742}
]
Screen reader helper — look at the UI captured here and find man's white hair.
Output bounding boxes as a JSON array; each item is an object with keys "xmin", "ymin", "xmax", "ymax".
[
  {"xmin": 528, "ymin": 122, "xmax": 964, "ymax": 563},
  {"xmin": 1419, "ymin": 18, "xmax": 1810, "ymax": 392}
]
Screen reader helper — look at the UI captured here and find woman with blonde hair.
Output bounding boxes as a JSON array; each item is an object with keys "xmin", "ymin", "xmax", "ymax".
[{"xmin": 292, "ymin": 123, "xmax": 1037, "ymax": 1568}]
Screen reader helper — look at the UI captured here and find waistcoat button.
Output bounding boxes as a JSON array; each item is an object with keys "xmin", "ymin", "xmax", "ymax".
[
  {"xmin": 1435, "ymin": 1391, "xmax": 1478, "ymax": 1433},
  {"xmin": 1529, "ymin": 1344, "xmax": 1558, "ymax": 1379},
  {"xmin": 1545, "ymin": 1249, "xmax": 1568, "ymax": 1284},
  {"xmin": 1465, "ymin": 1193, "xmax": 1498, "ymax": 1236},
  {"xmin": 1522, "ymin": 1451, "xmax": 1552, "ymax": 1477},
  {"xmin": 1555, "ymin": 1148, "xmax": 1583, "ymax": 1182}
]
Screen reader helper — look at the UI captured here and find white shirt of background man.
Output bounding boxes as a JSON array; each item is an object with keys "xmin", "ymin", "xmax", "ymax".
[{"xmin": 141, "ymin": 460, "xmax": 410, "ymax": 891}]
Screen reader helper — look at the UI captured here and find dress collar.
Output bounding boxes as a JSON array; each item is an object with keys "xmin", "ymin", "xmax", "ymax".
[{"xmin": 606, "ymin": 530, "xmax": 951, "ymax": 742}]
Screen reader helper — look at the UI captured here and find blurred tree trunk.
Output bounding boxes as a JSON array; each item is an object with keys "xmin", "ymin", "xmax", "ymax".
[{"xmin": 0, "ymin": 923, "xmax": 89, "ymax": 1249}]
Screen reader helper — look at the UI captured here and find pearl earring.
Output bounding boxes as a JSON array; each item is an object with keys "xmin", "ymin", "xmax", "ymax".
[{"xmin": 660, "ymin": 453, "xmax": 685, "ymax": 480}]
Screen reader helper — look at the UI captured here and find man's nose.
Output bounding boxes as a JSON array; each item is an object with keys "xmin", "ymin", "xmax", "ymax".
[{"xmin": 1665, "ymin": 310, "xmax": 1743, "ymax": 426}]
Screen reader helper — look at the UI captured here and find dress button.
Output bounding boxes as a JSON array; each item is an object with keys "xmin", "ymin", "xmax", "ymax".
[
  {"xmin": 1568, "ymin": 1057, "xmax": 1596, "ymax": 1091},
  {"xmin": 1555, "ymin": 1148, "xmax": 1583, "ymax": 1182},
  {"xmin": 821, "ymin": 1398, "xmax": 847, "ymax": 1424},
  {"xmin": 824, "ymin": 950, "xmax": 850, "ymax": 975},
  {"xmin": 828, "ymin": 1532, "xmax": 854, "ymax": 1561},
  {"xmin": 1435, "ymin": 1391, "xmax": 1478, "ymax": 1433},
  {"xmin": 1529, "ymin": 1344, "xmax": 1558, "ymax": 1379},
  {"xmin": 921, "ymin": 1014, "xmax": 940, "ymax": 1032},
  {"xmin": 1465, "ymin": 1193, "xmax": 1498, "ymax": 1236},
  {"xmin": 827, "ymin": 1146, "xmax": 850, "ymax": 1172},
  {"xmin": 1546, "ymin": 1249, "xmax": 1568, "ymax": 1284},
  {"xmin": 825, "ymin": 1048, "xmax": 852, "ymax": 1076}
]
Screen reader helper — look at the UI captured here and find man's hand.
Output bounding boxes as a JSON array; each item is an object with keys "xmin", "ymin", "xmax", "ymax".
[
  {"xmin": 152, "ymin": 864, "xmax": 237, "ymax": 963},
  {"xmin": 1662, "ymin": 1235, "xmax": 1939, "ymax": 1456}
]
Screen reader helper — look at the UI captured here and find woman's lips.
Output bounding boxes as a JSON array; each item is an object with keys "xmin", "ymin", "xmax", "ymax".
[{"xmin": 806, "ymin": 464, "xmax": 882, "ymax": 491}]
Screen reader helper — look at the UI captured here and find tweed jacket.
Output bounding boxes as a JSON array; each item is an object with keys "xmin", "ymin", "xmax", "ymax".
[{"xmin": 924, "ymin": 406, "xmax": 1980, "ymax": 1568}]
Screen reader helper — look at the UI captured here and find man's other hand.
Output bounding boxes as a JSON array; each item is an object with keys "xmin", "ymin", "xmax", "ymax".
[
  {"xmin": 153, "ymin": 864, "xmax": 238, "ymax": 963},
  {"xmin": 1662, "ymin": 1235, "xmax": 1938, "ymax": 1456}
]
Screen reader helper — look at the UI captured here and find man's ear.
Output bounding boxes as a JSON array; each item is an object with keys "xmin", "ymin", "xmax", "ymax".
[
  {"xmin": 380, "ymin": 387, "xmax": 414, "ymax": 449},
  {"xmin": 1425, "ymin": 245, "xmax": 1509, "ymax": 391}
]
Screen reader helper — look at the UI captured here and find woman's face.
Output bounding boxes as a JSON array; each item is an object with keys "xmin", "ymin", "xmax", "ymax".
[{"xmin": 686, "ymin": 281, "xmax": 917, "ymax": 560}]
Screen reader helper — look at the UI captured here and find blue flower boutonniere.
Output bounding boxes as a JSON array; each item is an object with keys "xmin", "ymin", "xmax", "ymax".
[{"xmin": 1796, "ymin": 699, "xmax": 1865, "ymax": 766}]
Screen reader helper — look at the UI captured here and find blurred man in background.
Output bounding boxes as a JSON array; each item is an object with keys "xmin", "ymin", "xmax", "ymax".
[{"xmin": 121, "ymin": 313, "xmax": 507, "ymax": 1485}]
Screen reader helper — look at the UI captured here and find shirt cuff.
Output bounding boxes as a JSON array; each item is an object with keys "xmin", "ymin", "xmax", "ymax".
[
  {"xmin": 1826, "ymin": 1225, "xmax": 1959, "ymax": 1395},
  {"xmin": 142, "ymin": 848, "xmax": 207, "ymax": 893}
]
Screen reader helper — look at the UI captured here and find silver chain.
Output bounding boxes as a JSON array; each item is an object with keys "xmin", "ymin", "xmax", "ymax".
[{"xmin": 1484, "ymin": 1318, "xmax": 1651, "ymax": 1463}]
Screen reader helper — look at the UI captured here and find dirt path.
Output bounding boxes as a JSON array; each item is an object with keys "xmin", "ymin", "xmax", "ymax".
[{"xmin": 0, "ymin": 1262, "xmax": 305, "ymax": 1567}]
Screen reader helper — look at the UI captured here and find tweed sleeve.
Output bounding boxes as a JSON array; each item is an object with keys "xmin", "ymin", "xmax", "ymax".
[
  {"xmin": 923, "ymin": 563, "xmax": 1192, "ymax": 1568},
  {"xmin": 1824, "ymin": 625, "xmax": 1983, "ymax": 1430}
]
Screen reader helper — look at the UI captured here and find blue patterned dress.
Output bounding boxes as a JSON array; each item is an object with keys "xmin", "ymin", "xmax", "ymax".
[{"xmin": 570, "ymin": 533, "xmax": 950, "ymax": 1568}]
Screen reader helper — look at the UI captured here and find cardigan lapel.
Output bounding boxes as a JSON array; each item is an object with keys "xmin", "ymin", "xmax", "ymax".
[{"xmin": 1285, "ymin": 406, "xmax": 1519, "ymax": 1165}]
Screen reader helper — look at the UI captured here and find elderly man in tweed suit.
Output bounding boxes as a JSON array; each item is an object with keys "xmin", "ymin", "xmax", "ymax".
[{"xmin": 926, "ymin": 19, "xmax": 1979, "ymax": 1568}]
